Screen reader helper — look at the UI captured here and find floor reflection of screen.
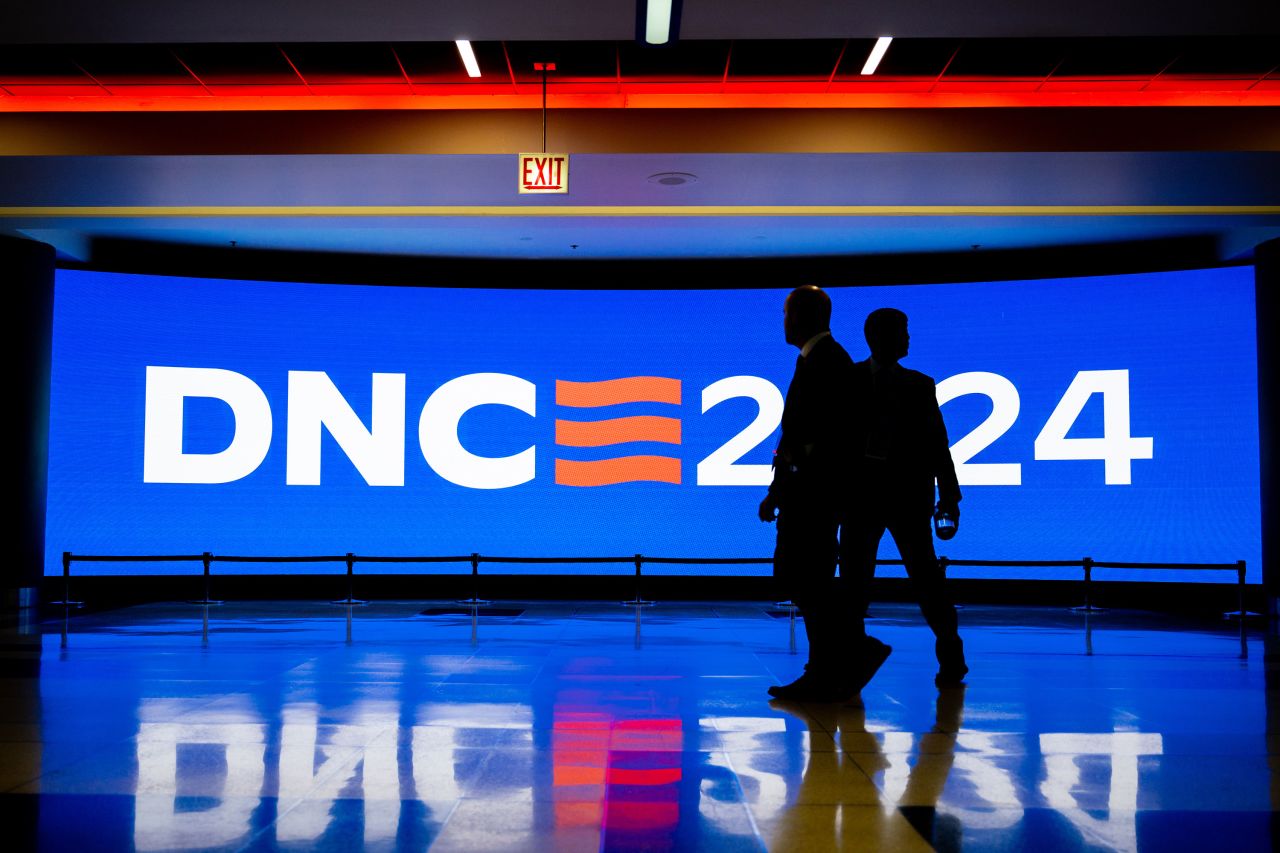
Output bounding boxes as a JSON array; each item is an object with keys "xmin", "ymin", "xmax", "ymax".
[
  {"xmin": 553, "ymin": 703, "xmax": 684, "ymax": 847},
  {"xmin": 47, "ymin": 266, "xmax": 1260, "ymax": 581},
  {"xmin": 114, "ymin": 695, "xmax": 1167, "ymax": 851}
]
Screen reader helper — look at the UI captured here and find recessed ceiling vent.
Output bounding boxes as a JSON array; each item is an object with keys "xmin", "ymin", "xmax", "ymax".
[{"xmin": 648, "ymin": 172, "xmax": 698, "ymax": 186}]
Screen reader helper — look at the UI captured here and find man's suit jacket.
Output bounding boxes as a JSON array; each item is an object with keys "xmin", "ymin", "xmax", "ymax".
[
  {"xmin": 768, "ymin": 335, "xmax": 856, "ymax": 505},
  {"xmin": 853, "ymin": 359, "xmax": 961, "ymax": 515}
]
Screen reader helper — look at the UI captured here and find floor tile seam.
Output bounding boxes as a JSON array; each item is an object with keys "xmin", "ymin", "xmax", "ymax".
[
  {"xmin": 718, "ymin": 749, "xmax": 770, "ymax": 852},
  {"xmin": 159, "ymin": 690, "xmax": 274, "ymax": 724},
  {"xmin": 838, "ymin": 749, "xmax": 925, "ymax": 810},
  {"xmin": 0, "ymin": 741, "xmax": 132, "ymax": 795},
  {"xmin": 425, "ymin": 797, "xmax": 467, "ymax": 845},
  {"xmin": 271, "ymin": 742, "xmax": 384, "ymax": 802},
  {"xmin": 231, "ymin": 792, "xmax": 341, "ymax": 853},
  {"xmin": 439, "ymin": 746, "xmax": 504, "ymax": 802},
  {"xmin": 0, "ymin": 769, "xmax": 45, "ymax": 794}
]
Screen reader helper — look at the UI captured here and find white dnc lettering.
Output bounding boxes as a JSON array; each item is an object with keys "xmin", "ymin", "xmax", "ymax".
[
  {"xmin": 286, "ymin": 371, "xmax": 406, "ymax": 486},
  {"xmin": 419, "ymin": 373, "xmax": 536, "ymax": 489},
  {"xmin": 143, "ymin": 366, "xmax": 273, "ymax": 484}
]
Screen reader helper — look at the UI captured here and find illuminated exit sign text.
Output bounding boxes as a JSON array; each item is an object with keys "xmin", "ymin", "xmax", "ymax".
[{"xmin": 518, "ymin": 153, "xmax": 569, "ymax": 194}]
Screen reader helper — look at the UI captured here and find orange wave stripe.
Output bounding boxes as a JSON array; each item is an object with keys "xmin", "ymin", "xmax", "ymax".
[
  {"xmin": 607, "ymin": 767, "xmax": 683, "ymax": 786},
  {"xmin": 556, "ymin": 376, "xmax": 681, "ymax": 407},
  {"xmin": 556, "ymin": 415, "xmax": 681, "ymax": 447},
  {"xmin": 553, "ymin": 765, "xmax": 607, "ymax": 787},
  {"xmin": 554, "ymin": 801, "xmax": 603, "ymax": 829},
  {"xmin": 555, "ymin": 456, "xmax": 682, "ymax": 487}
]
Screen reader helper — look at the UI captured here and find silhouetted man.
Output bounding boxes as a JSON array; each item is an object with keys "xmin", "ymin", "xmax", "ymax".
[
  {"xmin": 846, "ymin": 307, "xmax": 968, "ymax": 687},
  {"xmin": 759, "ymin": 285, "xmax": 860, "ymax": 701}
]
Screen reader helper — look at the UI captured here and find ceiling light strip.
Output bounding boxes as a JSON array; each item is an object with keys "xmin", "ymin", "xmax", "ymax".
[
  {"xmin": 861, "ymin": 37, "xmax": 893, "ymax": 76},
  {"xmin": 646, "ymin": 0, "xmax": 674, "ymax": 45},
  {"xmin": 456, "ymin": 40, "xmax": 482, "ymax": 78}
]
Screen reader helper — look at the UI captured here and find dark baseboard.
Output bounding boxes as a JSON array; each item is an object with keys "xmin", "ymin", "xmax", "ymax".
[{"xmin": 36, "ymin": 574, "xmax": 1264, "ymax": 621}]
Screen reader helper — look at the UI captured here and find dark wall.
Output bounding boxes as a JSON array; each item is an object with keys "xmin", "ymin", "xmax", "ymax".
[
  {"xmin": 6, "ymin": 236, "xmax": 55, "ymax": 597},
  {"xmin": 74, "ymin": 233, "xmax": 1231, "ymax": 291},
  {"xmin": 5, "ymin": 109, "xmax": 1279, "ymax": 156},
  {"xmin": 1257, "ymin": 239, "xmax": 1280, "ymax": 614}
]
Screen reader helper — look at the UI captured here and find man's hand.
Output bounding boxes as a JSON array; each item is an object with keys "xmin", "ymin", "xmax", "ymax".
[
  {"xmin": 758, "ymin": 494, "xmax": 779, "ymax": 523},
  {"xmin": 937, "ymin": 500, "xmax": 960, "ymax": 522}
]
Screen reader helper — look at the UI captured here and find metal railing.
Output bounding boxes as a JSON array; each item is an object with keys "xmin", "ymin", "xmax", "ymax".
[
  {"xmin": 51, "ymin": 550, "xmax": 1255, "ymax": 656},
  {"xmin": 55, "ymin": 550, "xmax": 1248, "ymax": 611}
]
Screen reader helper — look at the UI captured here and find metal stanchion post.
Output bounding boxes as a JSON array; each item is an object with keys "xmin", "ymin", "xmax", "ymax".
[
  {"xmin": 457, "ymin": 553, "xmax": 490, "ymax": 606},
  {"xmin": 332, "ymin": 553, "xmax": 367, "ymax": 606},
  {"xmin": 1240, "ymin": 560, "xmax": 1246, "ymax": 619},
  {"xmin": 188, "ymin": 552, "xmax": 223, "ymax": 606},
  {"xmin": 621, "ymin": 554, "xmax": 654, "ymax": 607},
  {"xmin": 51, "ymin": 551, "xmax": 83, "ymax": 608},
  {"xmin": 1224, "ymin": 560, "xmax": 1259, "ymax": 620},
  {"xmin": 1071, "ymin": 557, "xmax": 1105, "ymax": 612},
  {"xmin": 1224, "ymin": 560, "xmax": 1258, "ymax": 658},
  {"xmin": 1233, "ymin": 558, "xmax": 1244, "ymax": 655},
  {"xmin": 773, "ymin": 597, "xmax": 799, "ymax": 653}
]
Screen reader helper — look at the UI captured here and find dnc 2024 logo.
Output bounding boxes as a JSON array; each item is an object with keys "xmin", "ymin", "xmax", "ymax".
[{"xmin": 142, "ymin": 367, "xmax": 1152, "ymax": 489}]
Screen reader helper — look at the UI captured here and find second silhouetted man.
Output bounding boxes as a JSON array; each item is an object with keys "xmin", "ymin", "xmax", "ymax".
[{"xmin": 762, "ymin": 291, "xmax": 967, "ymax": 701}]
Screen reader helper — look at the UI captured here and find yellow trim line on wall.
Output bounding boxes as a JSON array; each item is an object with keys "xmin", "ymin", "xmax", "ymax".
[{"xmin": 1, "ymin": 205, "xmax": 1278, "ymax": 217}]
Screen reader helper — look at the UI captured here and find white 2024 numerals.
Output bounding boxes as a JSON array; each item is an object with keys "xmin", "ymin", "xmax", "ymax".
[
  {"xmin": 694, "ymin": 369, "xmax": 1153, "ymax": 488},
  {"xmin": 1033, "ymin": 369, "xmax": 1153, "ymax": 485}
]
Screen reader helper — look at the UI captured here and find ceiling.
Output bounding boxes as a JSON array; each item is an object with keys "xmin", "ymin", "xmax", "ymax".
[
  {"xmin": 1, "ymin": 37, "xmax": 1278, "ymax": 106},
  {"xmin": 2, "ymin": 2, "xmax": 1278, "ymax": 270},
  {"xmin": 7, "ymin": 1, "xmax": 1280, "ymax": 43}
]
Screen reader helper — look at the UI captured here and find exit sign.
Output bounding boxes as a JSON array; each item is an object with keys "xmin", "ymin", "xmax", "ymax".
[{"xmin": 518, "ymin": 153, "xmax": 569, "ymax": 194}]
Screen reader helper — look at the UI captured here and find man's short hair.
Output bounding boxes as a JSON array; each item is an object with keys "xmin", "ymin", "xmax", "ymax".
[
  {"xmin": 864, "ymin": 307, "xmax": 908, "ymax": 346},
  {"xmin": 787, "ymin": 285, "xmax": 832, "ymax": 330}
]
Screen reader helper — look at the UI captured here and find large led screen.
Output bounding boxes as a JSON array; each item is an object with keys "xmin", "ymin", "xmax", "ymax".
[{"xmin": 47, "ymin": 267, "xmax": 1260, "ymax": 582}]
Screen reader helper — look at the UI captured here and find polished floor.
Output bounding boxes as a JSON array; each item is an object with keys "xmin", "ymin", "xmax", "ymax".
[{"xmin": 0, "ymin": 599, "xmax": 1274, "ymax": 851}]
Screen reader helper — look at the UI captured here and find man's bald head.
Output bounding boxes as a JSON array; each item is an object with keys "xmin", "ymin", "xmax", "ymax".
[{"xmin": 784, "ymin": 285, "xmax": 832, "ymax": 347}]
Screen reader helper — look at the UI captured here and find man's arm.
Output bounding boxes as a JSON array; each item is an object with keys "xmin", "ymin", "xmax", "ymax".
[
  {"xmin": 759, "ymin": 456, "xmax": 786, "ymax": 522},
  {"xmin": 928, "ymin": 381, "xmax": 962, "ymax": 512},
  {"xmin": 759, "ymin": 341, "xmax": 850, "ymax": 521}
]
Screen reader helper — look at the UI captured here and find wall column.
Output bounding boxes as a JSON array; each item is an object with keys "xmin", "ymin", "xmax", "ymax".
[
  {"xmin": 5, "ymin": 236, "xmax": 55, "ymax": 608},
  {"xmin": 1256, "ymin": 239, "xmax": 1280, "ymax": 623}
]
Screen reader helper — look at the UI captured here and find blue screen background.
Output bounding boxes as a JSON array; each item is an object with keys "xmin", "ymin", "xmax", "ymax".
[{"xmin": 46, "ymin": 267, "xmax": 1260, "ymax": 582}]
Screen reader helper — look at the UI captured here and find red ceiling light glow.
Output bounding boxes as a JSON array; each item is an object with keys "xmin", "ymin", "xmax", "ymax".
[{"xmin": 2, "ymin": 37, "xmax": 1278, "ymax": 111}]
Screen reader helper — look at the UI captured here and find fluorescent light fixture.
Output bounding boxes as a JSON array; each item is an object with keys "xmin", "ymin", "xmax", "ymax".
[
  {"xmin": 860, "ymin": 36, "xmax": 893, "ymax": 75},
  {"xmin": 455, "ymin": 40, "xmax": 481, "ymax": 78},
  {"xmin": 645, "ymin": 0, "xmax": 674, "ymax": 45}
]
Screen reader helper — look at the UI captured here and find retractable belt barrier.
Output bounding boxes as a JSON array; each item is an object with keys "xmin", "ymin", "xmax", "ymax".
[
  {"xmin": 56, "ymin": 551, "xmax": 1247, "ymax": 611},
  {"xmin": 53, "ymin": 550, "xmax": 1256, "ymax": 656}
]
